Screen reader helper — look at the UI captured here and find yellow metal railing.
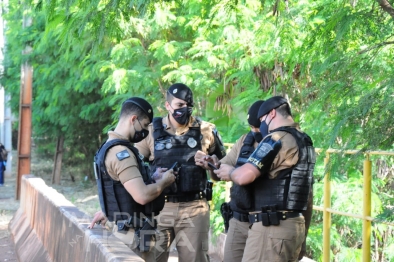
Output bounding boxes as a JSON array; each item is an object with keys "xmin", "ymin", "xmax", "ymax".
[
  {"xmin": 221, "ymin": 143, "xmax": 394, "ymax": 262},
  {"xmin": 318, "ymin": 149, "xmax": 394, "ymax": 262}
]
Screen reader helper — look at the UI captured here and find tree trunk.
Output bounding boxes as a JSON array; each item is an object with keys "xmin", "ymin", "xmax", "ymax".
[
  {"xmin": 52, "ymin": 136, "xmax": 64, "ymax": 184},
  {"xmin": 376, "ymin": 0, "xmax": 394, "ymax": 20}
]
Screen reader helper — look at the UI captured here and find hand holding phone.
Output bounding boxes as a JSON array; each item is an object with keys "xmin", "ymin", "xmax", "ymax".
[
  {"xmin": 170, "ymin": 162, "xmax": 180, "ymax": 172},
  {"xmin": 169, "ymin": 162, "xmax": 180, "ymax": 193},
  {"xmin": 207, "ymin": 162, "xmax": 218, "ymax": 170}
]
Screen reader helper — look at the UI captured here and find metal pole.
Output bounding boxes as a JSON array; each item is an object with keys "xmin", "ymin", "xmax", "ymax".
[
  {"xmin": 362, "ymin": 155, "xmax": 372, "ymax": 262},
  {"xmin": 16, "ymin": 7, "xmax": 33, "ymax": 199},
  {"xmin": 323, "ymin": 154, "xmax": 331, "ymax": 262}
]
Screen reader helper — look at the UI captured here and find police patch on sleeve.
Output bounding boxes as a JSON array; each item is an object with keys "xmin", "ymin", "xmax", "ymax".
[
  {"xmin": 247, "ymin": 139, "xmax": 281, "ymax": 171},
  {"xmin": 256, "ymin": 143, "xmax": 273, "ymax": 158},
  {"xmin": 247, "ymin": 143, "xmax": 273, "ymax": 169},
  {"xmin": 116, "ymin": 150, "xmax": 130, "ymax": 161}
]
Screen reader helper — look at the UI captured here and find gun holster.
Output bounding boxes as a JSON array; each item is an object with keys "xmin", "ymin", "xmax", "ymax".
[
  {"xmin": 205, "ymin": 181, "xmax": 213, "ymax": 201},
  {"xmin": 220, "ymin": 202, "xmax": 233, "ymax": 233},
  {"xmin": 117, "ymin": 220, "xmax": 132, "ymax": 234},
  {"xmin": 116, "ymin": 215, "xmax": 140, "ymax": 234},
  {"xmin": 135, "ymin": 217, "xmax": 157, "ymax": 252}
]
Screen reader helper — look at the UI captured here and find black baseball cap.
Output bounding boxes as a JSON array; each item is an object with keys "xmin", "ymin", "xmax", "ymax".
[
  {"xmin": 167, "ymin": 83, "xmax": 194, "ymax": 107},
  {"xmin": 247, "ymin": 100, "xmax": 265, "ymax": 127},
  {"xmin": 123, "ymin": 97, "xmax": 154, "ymax": 122},
  {"xmin": 257, "ymin": 96, "xmax": 288, "ymax": 119}
]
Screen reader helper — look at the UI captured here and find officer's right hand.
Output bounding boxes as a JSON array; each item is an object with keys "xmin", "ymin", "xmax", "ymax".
[
  {"xmin": 88, "ymin": 211, "xmax": 107, "ymax": 229},
  {"xmin": 194, "ymin": 150, "xmax": 219, "ymax": 170},
  {"xmin": 152, "ymin": 167, "xmax": 168, "ymax": 181},
  {"xmin": 158, "ymin": 169, "xmax": 176, "ymax": 187}
]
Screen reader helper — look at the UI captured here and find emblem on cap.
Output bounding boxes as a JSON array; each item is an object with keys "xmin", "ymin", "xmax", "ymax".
[
  {"xmin": 247, "ymin": 114, "xmax": 250, "ymax": 119},
  {"xmin": 173, "ymin": 88, "xmax": 178, "ymax": 94},
  {"xmin": 148, "ymin": 109, "xmax": 152, "ymax": 113}
]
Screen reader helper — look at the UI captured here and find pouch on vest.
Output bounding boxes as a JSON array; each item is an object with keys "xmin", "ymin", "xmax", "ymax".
[
  {"xmin": 231, "ymin": 184, "xmax": 253, "ymax": 210},
  {"xmin": 178, "ymin": 165, "xmax": 206, "ymax": 192},
  {"xmin": 144, "ymin": 193, "xmax": 165, "ymax": 214}
]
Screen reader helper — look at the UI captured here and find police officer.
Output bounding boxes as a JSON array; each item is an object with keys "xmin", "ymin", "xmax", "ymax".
[
  {"xmin": 195, "ymin": 100, "xmax": 265, "ymax": 262},
  {"xmin": 134, "ymin": 83, "xmax": 226, "ymax": 262},
  {"xmin": 88, "ymin": 97, "xmax": 176, "ymax": 262},
  {"xmin": 215, "ymin": 96, "xmax": 316, "ymax": 262},
  {"xmin": 0, "ymin": 142, "xmax": 7, "ymax": 187}
]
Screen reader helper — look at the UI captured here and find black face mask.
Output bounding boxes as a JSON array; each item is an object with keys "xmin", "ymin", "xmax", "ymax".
[
  {"xmin": 252, "ymin": 132, "xmax": 263, "ymax": 143},
  {"xmin": 130, "ymin": 119, "xmax": 149, "ymax": 143},
  {"xmin": 171, "ymin": 106, "xmax": 192, "ymax": 125}
]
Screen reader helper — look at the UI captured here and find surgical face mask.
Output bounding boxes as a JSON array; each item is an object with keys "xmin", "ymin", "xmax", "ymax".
[
  {"xmin": 131, "ymin": 119, "xmax": 149, "ymax": 143},
  {"xmin": 252, "ymin": 132, "xmax": 263, "ymax": 143},
  {"xmin": 171, "ymin": 106, "xmax": 192, "ymax": 125}
]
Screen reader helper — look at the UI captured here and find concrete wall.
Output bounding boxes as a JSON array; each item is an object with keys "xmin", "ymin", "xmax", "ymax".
[
  {"xmin": 9, "ymin": 175, "xmax": 144, "ymax": 262},
  {"xmin": 8, "ymin": 174, "xmax": 315, "ymax": 262}
]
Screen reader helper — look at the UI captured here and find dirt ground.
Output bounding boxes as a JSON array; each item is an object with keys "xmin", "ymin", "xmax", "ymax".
[
  {"xmin": 0, "ymin": 150, "xmax": 105, "ymax": 262},
  {"xmin": 0, "ymin": 174, "xmax": 19, "ymax": 262}
]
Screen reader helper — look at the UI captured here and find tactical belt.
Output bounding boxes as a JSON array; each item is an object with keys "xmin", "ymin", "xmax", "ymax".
[
  {"xmin": 248, "ymin": 212, "xmax": 302, "ymax": 224},
  {"xmin": 232, "ymin": 211, "xmax": 249, "ymax": 222},
  {"xmin": 115, "ymin": 215, "xmax": 155, "ymax": 227},
  {"xmin": 165, "ymin": 192, "xmax": 205, "ymax": 203}
]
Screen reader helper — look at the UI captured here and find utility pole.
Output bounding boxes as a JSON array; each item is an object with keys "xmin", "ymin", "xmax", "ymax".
[{"xmin": 16, "ymin": 5, "xmax": 33, "ymax": 200}]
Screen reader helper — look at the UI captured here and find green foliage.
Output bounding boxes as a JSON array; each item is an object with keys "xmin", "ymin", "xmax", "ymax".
[
  {"xmin": 210, "ymin": 181, "xmax": 227, "ymax": 240},
  {"xmin": 2, "ymin": 0, "xmax": 394, "ymax": 260}
]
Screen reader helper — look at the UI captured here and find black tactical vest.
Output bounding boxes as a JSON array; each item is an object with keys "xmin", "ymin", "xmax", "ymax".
[
  {"xmin": 230, "ymin": 132, "xmax": 255, "ymax": 213},
  {"xmin": 152, "ymin": 117, "xmax": 207, "ymax": 196},
  {"xmin": 94, "ymin": 139, "xmax": 165, "ymax": 222},
  {"xmin": 252, "ymin": 127, "xmax": 315, "ymax": 211}
]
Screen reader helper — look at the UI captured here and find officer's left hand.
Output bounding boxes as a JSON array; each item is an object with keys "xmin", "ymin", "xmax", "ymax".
[
  {"xmin": 214, "ymin": 164, "xmax": 234, "ymax": 181},
  {"xmin": 88, "ymin": 211, "xmax": 107, "ymax": 229}
]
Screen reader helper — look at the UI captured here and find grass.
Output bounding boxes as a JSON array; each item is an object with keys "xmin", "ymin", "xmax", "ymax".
[{"xmin": 30, "ymin": 148, "xmax": 100, "ymax": 217}]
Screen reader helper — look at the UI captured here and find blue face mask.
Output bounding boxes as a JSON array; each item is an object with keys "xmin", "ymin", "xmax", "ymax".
[
  {"xmin": 259, "ymin": 115, "xmax": 272, "ymax": 139},
  {"xmin": 252, "ymin": 132, "xmax": 263, "ymax": 143}
]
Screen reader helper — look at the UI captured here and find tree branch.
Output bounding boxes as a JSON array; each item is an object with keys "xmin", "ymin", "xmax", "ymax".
[
  {"xmin": 376, "ymin": 0, "xmax": 394, "ymax": 20},
  {"xmin": 358, "ymin": 41, "xmax": 394, "ymax": 54}
]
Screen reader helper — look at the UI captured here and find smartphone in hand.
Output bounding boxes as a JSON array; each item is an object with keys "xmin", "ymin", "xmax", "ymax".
[
  {"xmin": 207, "ymin": 162, "xmax": 218, "ymax": 170},
  {"xmin": 170, "ymin": 162, "xmax": 180, "ymax": 172}
]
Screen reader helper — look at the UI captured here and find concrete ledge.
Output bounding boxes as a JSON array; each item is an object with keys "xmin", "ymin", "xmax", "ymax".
[
  {"xmin": 208, "ymin": 232, "xmax": 226, "ymax": 261},
  {"xmin": 9, "ymin": 175, "xmax": 144, "ymax": 262},
  {"xmin": 9, "ymin": 174, "xmax": 315, "ymax": 262}
]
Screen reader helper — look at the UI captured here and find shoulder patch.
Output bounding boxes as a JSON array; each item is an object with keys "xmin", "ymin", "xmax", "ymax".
[
  {"xmin": 255, "ymin": 143, "xmax": 273, "ymax": 158},
  {"xmin": 116, "ymin": 150, "xmax": 130, "ymax": 161}
]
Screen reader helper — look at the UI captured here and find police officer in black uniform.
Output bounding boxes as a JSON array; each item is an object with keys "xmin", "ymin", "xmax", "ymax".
[
  {"xmin": 135, "ymin": 83, "xmax": 226, "ymax": 262},
  {"xmin": 215, "ymin": 96, "xmax": 316, "ymax": 262},
  {"xmin": 196, "ymin": 100, "xmax": 265, "ymax": 262},
  {"xmin": 88, "ymin": 97, "xmax": 175, "ymax": 262}
]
